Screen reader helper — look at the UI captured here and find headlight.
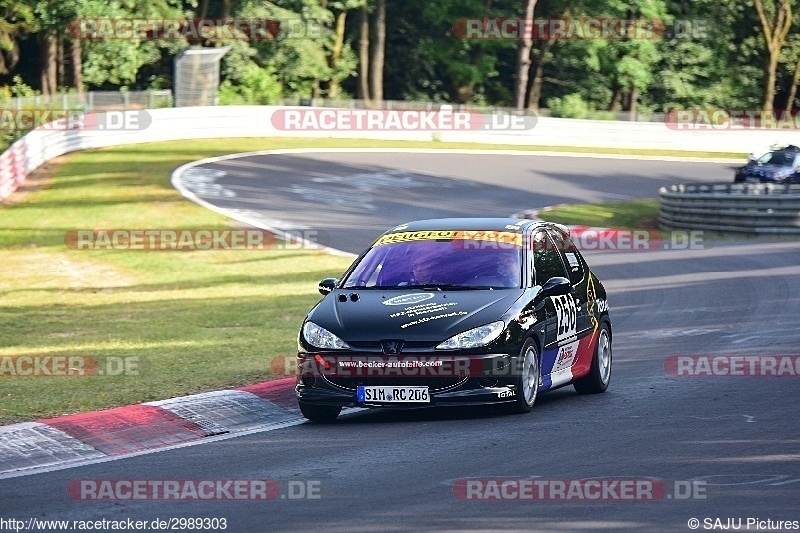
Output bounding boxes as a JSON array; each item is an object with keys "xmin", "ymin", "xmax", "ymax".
[
  {"xmin": 435, "ymin": 321, "xmax": 505, "ymax": 350},
  {"xmin": 302, "ymin": 321, "xmax": 350, "ymax": 350}
]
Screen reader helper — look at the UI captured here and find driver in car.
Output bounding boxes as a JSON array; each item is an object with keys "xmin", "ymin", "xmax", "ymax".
[
  {"xmin": 408, "ymin": 256, "xmax": 436, "ymax": 285},
  {"xmin": 494, "ymin": 252, "xmax": 519, "ymax": 288}
]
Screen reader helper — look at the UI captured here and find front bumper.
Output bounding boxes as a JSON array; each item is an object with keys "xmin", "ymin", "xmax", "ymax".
[
  {"xmin": 295, "ymin": 352, "xmax": 520, "ymax": 408},
  {"xmin": 735, "ymin": 170, "xmax": 787, "ymax": 183}
]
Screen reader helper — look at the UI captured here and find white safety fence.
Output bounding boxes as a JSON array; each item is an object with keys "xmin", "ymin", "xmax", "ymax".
[{"xmin": 2, "ymin": 105, "xmax": 798, "ymax": 201}]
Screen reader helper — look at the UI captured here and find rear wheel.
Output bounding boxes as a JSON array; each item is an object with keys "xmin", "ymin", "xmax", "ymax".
[
  {"xmin": 574, "ymin": 325, "xmax": 612, "ymax": 394},
  {"xmin": 508, "ymin": 339, "xmax": 540, "ymax": 414},
  {"xmin": 299, "ymin": 402, "xmax": 342, "ymax": 422}
]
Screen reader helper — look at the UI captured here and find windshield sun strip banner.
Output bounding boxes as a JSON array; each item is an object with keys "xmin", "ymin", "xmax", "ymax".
[{"xmin": 373, "ymin": 230, "xmax": 523, "ymax": 247}]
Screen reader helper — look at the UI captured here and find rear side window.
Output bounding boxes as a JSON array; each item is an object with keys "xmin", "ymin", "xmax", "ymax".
[
  {"xmin": 531, "ymin": 231, "xmax": 568, "ymax": 286},
  {"xmin": 549, "ymin": 229, "xmax": 585, "ymax": 285}
]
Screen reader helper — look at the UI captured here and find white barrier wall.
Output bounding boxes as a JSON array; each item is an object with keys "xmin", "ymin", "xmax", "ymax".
[{"xmin": 2, "ymin": 105, "xmax": 798, "ymax": 201}]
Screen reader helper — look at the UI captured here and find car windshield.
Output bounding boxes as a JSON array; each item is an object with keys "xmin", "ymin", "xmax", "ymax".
[{"xmin": 341, "ymin": 232, "xmax": 522, "ymax": 289}]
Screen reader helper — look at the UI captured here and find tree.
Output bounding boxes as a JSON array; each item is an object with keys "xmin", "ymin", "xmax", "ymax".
[
  {"xmin": 753, "ymin": 0, "xmax": 792, "ymax": 113},
  {"xmin": 524, "ymin": 0, "xmax": 586, "ymax": 110},
  {"xmin": 514, "ymin": 0, "xmax": 537, "ymax": 110},
  {"xmin": 223, "ymin": 0, "xmax": 351, "ymax": 100},
  {"xmin": 357, "ymin": 3, "xmax": 369, "ymax": 100},
  {"xmin": 324, "ymin": 0, "xmax": 363, "ymax": 99},
  {"xmin": 31, "ymin": 0, "xmax": 68, "ymax": 95},
  {"xmin": 77, "ymin": 0, "xmax": 185, "ymax": 89},
  {"xmin": 369, "ymin": 0, "xmax": 385, "ymax": 104},
  {"xmin": 526, "ymin": 36, "xmax": 555, "ymax": 111},
  {"xmin": 0, "ymin": 0, "xmax": 36, "ymax": 76},
  {"xmin": 406, "ymin": 0, "xmax": 517, "ymax": 105},
  {"xmin": 779, "ymin": 9, "xmax": 800, "ymax": 110}
]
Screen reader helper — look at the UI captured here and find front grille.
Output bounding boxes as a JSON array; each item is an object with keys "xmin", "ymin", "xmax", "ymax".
[
  {"xmin": 323, "ymin": 375, "xmax": 469, "ymax": 392},
  {"xmin": 345, "ymin": 341, "xmax": 437, "ymax": 351}
]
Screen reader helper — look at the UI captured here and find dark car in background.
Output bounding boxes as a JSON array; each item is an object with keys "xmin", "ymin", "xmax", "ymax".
[
  {"xmin": 295, "ymin": 218, "xmax": 612, "ymax": 422},
  {"xmin": 734, "ymin": 144, "xmax": 800, "ymax": 183}
]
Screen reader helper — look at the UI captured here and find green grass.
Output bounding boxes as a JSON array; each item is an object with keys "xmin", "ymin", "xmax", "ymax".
[
  {"xmin": 0, "ymin": 137, "xmax": 744, "ymax": 425},
  {"xmin": 535, "ymin": 199, "xmax": 661, "ymax": 229},
  {"xmin": 0, "ymin": 138, "xmax": 361, "ymax": 424}
]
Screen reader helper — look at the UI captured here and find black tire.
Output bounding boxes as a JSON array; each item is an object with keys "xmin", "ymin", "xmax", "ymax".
[
  {"xmin": 574, "ymin": 324, "xmax": 612, "ymax": 394},
  {"xmin": 508, "ymin": 339, "xmax": 540, "ymax": 414},
  {"xmin": 299, "ymin": 402, "xmax": 342, "ymax": 422}
]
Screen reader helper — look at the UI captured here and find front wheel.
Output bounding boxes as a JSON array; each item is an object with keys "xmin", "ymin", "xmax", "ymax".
[
  {"xmin": 574, "ymin": 325, "xmax": 612, "ymax": 394},
  {"xmin": 299, "ymin": 402, "xmax": 342, "ymax": 422},
  {"xmin": 508, "ymin": 339, "xmax": 540, "ymax": 414}
]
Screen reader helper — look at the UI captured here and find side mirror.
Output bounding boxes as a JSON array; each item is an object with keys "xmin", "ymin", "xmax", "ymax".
[
  {"xmin": 318, "ymin": 278, "xmax": 338, "ymax": 295},
  {"xmin": 533, "ymin": 276, "xmax": 571, "ymax": 306}
]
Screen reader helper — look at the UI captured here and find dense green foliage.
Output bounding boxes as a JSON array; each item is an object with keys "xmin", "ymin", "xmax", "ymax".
[{"xmin": 1, "ymin": 0, "xmax": 799, "ymax": 112}]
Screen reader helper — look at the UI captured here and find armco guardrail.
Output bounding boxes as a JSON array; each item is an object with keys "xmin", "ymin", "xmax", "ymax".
[
  {"xmin": 659, "ymin": 183, "xmax": 800, "ymax": 234},
  {"xmin": 2, "ymin": 105, "xmax": 799, "ymax": 202}
]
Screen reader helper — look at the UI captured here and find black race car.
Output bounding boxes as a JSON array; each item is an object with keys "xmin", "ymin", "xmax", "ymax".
[
  {"xmin": 295, "ymin": 218, "xmax": 612, "ymax": 422},
  {"xmin": 734, "ymin": 144, "xmax": 800, "ymax": 183}
]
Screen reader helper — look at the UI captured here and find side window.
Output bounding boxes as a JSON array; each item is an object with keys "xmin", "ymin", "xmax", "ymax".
[
  {"xmin": 531, "ymin": 231, "xmax": 569, "ymax": 286},
  {"xmin": 549, "ymin": 229, "xmax": 585, "ymax": 285}
]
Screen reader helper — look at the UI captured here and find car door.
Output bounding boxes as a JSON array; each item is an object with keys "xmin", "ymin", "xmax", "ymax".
[
  {"xmin": 530, "ymin": 229, "xmax": 577, "ymax": 388},
  {"xmin": 548, "ymin": 227, "xmax": 591, "ymax": 338},
  {"xmin": 548, "ymin": 226, "xmax": 600, "ymax": 381}
]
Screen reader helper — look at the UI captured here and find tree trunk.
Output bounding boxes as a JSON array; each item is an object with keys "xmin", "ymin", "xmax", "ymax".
[
  {"xmin": 753, "ymin": 0, "xmax": 792, "ymax": 113},
  {"xmin": 39, "ymin": 32, "xmax": 58, "ymax": 96},
  {"xmin": 369, "ymin": 0, "xmax": 385, "ymax": 106},
  {"xmin": 609, "ymin": 89, "xmax": 621, "ymax": 113},
  {"xmin": 514, "ymin": 0, "xmax": 538, "ymax": 110},
  {"xmin": 57, "ymin": 37, "xmax": 65, "ymax": 90},
  {"xmin": 70, "ymin": 38, "xmax": 83, "ymax": 96},
  {"xmin": 763, "ymin": 54, "xmax": 780, "ymax": 113},
  {"xmin": 0, "ymin": 45, "xmax": 20, "ymax": 75},
  {"xmin": 629, "ymin": 87, "xmax": 638, "ymax": 121},
  {"xmin": 455, "ymin": 83, "xmax": 474, "ymax": 104},
  {"xmin": 357, "ymin": 4, "xmax": 370, "ymax": 103},
  {"xmin": 526, "ymin": 37, "xmax": 555, "ymax": 111},
  {"xmin": 328, "ymin": 11, "xmax": 347, "ymax": 99},
  {"xmin": 787, "ymin": 56, "xmax": 800, "ymax": 112}
]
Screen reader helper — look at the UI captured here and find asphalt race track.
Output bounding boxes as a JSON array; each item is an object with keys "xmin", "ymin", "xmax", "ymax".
[
  {"xmin": 175, "ymin": 151, "xmax": 734, "ymax": 254},
  {"xmin": 3, "ymin": 152, "xmax": 799, "ymax": 532}
]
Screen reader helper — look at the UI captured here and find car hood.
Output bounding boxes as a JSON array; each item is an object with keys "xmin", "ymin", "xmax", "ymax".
[{"xmin": 307, "ymin": 289, "xmax": 524, "ymax": 343}]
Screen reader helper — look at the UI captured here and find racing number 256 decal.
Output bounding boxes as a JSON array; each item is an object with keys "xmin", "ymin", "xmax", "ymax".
[{"xmin": 552, "ymin": 295, "xmax": 577, "ymax": 343}]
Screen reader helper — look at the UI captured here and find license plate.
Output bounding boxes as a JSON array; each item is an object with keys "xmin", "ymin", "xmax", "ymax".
[{"xmin": 357, "ymin": 386, "xmax": 430, "ymax": 403}]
